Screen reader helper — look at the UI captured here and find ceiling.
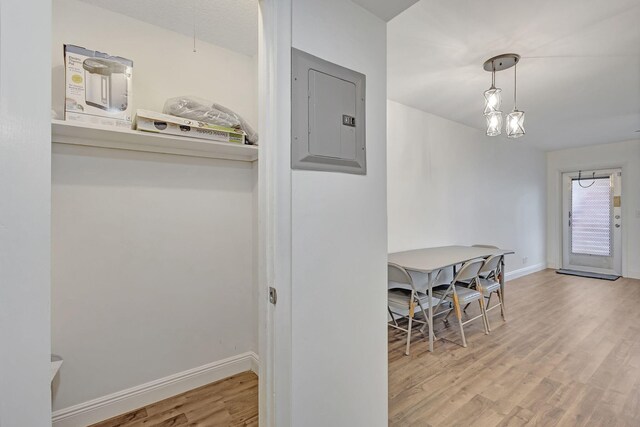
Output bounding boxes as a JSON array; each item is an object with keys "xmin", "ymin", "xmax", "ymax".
[
  {"xmin": 78, "ymin": 0, "xmax": 258, "ymax": 56},
  {"xmin": 352, "ymin": 0, "xmax": 419, "ymax": 22},
  {"xmin": 77, "ymin": 0, "xmax": 417, "ymax": 56},
  {"xmin": 388, "ymin": 0, "xmax": 640, "ymax": 151},
  {"xmin": 76, "ymin": 0, "xmax": 419, "ymax": 55}
]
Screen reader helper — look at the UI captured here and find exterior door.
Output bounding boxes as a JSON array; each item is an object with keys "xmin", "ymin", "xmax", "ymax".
[{"xmin": 562, "ymin": 169, "xmax": 622, "ymax": 275}]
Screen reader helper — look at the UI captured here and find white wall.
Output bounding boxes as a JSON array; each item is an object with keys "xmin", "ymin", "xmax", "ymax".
[
  {"xmin": 387, "ymin": 100, "xmax": 547, "ymax": 275},
  {"xmin": 51, "ymin": 0, "xmax": 258, "ymax": 414},
  {"xmin": 290, "ymin": 1, "xmax": 388, "ymax": 425},
  {"xmin": 0, "ymin": 0, "xmax": 52, "ymax": 425},
  {"xmin": 547, "ymin": 139, "xmax": 640, "ymax": 278},
  {"xmin": 256, "ymin": 1, "xmax": 293, "ymax": 425},
  {"xmin": 52, "ymin": 0, "xmax": 257, "ymax": 128}
]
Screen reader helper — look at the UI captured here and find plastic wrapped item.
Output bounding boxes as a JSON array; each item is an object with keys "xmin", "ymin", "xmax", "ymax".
[{"xmin": 163, "ymin": 96, "xmax": 258, "ymax": 144}]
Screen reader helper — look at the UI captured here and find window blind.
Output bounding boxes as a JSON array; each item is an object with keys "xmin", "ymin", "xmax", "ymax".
[{"xmin": 571, "ymin": 177, "xmax": 612, "ymax": 256}]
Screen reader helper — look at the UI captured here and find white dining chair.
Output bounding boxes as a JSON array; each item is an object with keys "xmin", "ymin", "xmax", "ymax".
[
  {"xmin": 432, "ymin": 259, "xmax": 489, "ymax": 348},
  {"xmin": 476, "ymin": 254, "xmax": 506, "ymax": 327},
  {"xmin": 388, "ymin": 262, "xmax": 432, "ymax": 355},
  {"xmin": 472, "ymin": 244, "xmax": 500, "ymax": 277},
  {"xmin": 470, "ymin": 245, "xmax": 506, "ymax": 320}
]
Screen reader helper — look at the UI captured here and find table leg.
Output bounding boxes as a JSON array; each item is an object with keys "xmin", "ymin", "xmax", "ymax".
[
  {"xmin": 499, "ymin": 257, "xmax": 505, "ymax": 306},
  {"xmin": 428, "ymin": 271, "xmax": 434, "ymax": 352}
]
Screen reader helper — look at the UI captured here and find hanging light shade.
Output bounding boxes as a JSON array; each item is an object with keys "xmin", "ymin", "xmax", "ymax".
[
  {"xmin": 485, "ymin": 111, "xmax": 503, "ymax": 136},
  {"xmin": 506, "ymin": 62, "xmax": 525, "ymax": 138},
  {"xmin": 483, "ymin": 69, "xmax": 502, "ymax": 115},
  {"xmin": 483, "ymin": 87, "xmax": 502, "ymax": 115},
  {"xmin": 506, "ymin": 110, "xmax": 525, "ymax": 138}
]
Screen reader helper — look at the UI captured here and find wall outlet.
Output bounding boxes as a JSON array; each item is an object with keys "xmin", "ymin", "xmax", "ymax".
[{"xmin": 522, "ymin": 256, "xmax": 528, "ymax": 265}]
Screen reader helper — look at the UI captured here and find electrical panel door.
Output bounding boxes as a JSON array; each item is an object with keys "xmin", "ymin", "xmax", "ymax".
[{"xmin": 292, "ymin": 48, "xmax": 366, "ymax": 174}]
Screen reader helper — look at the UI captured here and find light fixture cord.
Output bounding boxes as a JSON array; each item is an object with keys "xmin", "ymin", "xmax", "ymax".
[
  {"xmin": 193, "ymin": 0, "xmax": 197, "ymax": 53},
  {"xmin": 492, "ymin": 65, "xmax": 495, "ymax": 88},
  {"xmin": 513, "ymin": 63, "xmax": 517, "ymax": 110}
]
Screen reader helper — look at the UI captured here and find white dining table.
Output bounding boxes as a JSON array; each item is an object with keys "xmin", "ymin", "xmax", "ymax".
[{"xmin": 388, "ymin": 245, "xmax": 514, "ymax": 352}]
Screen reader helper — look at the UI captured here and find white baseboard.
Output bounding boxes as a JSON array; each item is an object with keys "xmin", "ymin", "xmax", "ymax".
[
  {"xmin": 505, "ymin": 262, "xmax": 547, "ymax": 281},
  {"xmin": 52, "ymin": 351, "xmax": 259, "ymax": 427},
  {"xmin": 627, "ymin": 270, "xmax": 640, "ymax": 280},
  {"xmin": 250, "ymin": 352, "xmax": 260, "ymax": 375},
  {"xmin": 546, "ymin": 261, "xmax": 560, "ymax": 270}
]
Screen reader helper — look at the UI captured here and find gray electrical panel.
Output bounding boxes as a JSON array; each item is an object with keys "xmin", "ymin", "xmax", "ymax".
[{"xmin": 291, "ymin": 48, "xmax": 366, "ymax": 175}]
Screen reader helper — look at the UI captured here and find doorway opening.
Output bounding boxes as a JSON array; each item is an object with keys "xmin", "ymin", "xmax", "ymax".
[{"xmin": 561, "ymin": 169, "xmax": 622, "ymax": 277}]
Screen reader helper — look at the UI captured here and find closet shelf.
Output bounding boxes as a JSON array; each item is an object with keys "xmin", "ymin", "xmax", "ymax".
[{"xmin": 51, "ymin": 119, "xmax": 258, "ymax": 162}]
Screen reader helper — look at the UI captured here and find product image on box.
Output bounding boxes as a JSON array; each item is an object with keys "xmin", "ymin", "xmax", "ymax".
[
  {"xmin": 83, "ymin": 58, "xmax": 129, "ymax": 111},
  {"xmin": 64, "ymin": 44, "xmax": 133, "ymax": 128}
]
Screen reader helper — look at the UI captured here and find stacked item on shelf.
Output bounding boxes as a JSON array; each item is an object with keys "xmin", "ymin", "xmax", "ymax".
[
  {"xmin": 163, "ymin": 96, "xmax": 259, "ymax": 145},
  {"xmin": 135, "ymin": 109, "xmax": 246, "ymax": 145},
  {"xmin": 64, "ymin": 44, "xmax": 133, "ymax": 129}
]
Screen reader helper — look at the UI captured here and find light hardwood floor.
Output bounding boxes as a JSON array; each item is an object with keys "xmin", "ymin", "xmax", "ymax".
[
  {"xmin": 90, "ymin": 270, "xmax": 640, "ymax": 426},
  {"xmin": 89, "ymin": 371, "xmax": 258, "ymax": 427},
  {"xmin": 389, "ymin": 269, "xmax": 640, "ymax": 426}
]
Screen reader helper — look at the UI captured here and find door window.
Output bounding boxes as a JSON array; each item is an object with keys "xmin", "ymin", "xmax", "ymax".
[{"xmin": 571, "ymin": 177, "xmax": 611, "ymax": 256}]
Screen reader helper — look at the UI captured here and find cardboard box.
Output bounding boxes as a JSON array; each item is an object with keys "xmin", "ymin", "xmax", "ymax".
[
  {"xmin": 64, "ymin": 44, "xmax": 133, "ymax": 129},
  {"xmin": 135, "ymin": 110, "xmax": 246, "ymax": 144}
]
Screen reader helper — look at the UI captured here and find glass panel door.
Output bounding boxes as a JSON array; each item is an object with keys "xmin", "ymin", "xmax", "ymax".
[{"xmin": 562, "ymin": 169, "xmax": 622, "ymax": 275}]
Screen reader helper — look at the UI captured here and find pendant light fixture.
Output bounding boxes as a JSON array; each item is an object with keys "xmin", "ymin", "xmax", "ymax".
[
  {"xmin": 483, "ymin": 67, "xmax": 502, "ymax": 115},
  {"xmin": 482, "ymin": 53, "xmax": 523, "ymax": 138},
  {"xmin": 506, "ymin": 62, "xmax": 525, "ymax": 138}
]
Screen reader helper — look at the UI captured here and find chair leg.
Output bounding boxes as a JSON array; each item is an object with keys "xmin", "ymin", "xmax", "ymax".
[
  {"xmin": 443, "ymin": 306, "xmax": 453, "ymax": 324},
  {"xmin": 388, "ymin": 307, "xmax": 398, "ymax": 326},
  {"xmin": 477, "ymin": 285, "xmax": 490, "ymax": 334},
  {"xmin": 405, "ymin": 313, "xmax": 413, "ymax": 356},
  {"xmin": 416, "ymin": 300, "xmax": 434, "ymax": 339},
  {"xmin": 479, "ymin": 299, "xmax": 490, "ymax": 334},
  {"xmin": 453, "ymin": 293, "xmax": 467, "ymax": 348},
  {"xmin": 497, "ymin": 289, "xmax": 507, "ymax": 321}
]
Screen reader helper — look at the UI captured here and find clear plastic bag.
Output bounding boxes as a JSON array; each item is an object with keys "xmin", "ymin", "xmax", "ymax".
[{"xmin": 163, "ymin": 96, "xmax": 258, "ymax": 144}]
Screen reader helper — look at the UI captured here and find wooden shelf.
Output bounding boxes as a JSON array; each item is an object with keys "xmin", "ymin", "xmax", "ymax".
[{"xmin": 51, "ymin": 119, "xmax": 258, "ymax": 162}]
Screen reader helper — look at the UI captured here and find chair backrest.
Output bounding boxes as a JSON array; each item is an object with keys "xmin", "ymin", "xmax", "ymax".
[
  {"xmin": 479, "ymin": 254, "xmax": 502, "ymax": 276},
  {"xmin": 454, "ymin": 258, "xmax": 485, "ymax": 283},
  {"xmin": 388, "ymin": 263, "xmax": 414, "ymax": 290}
]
